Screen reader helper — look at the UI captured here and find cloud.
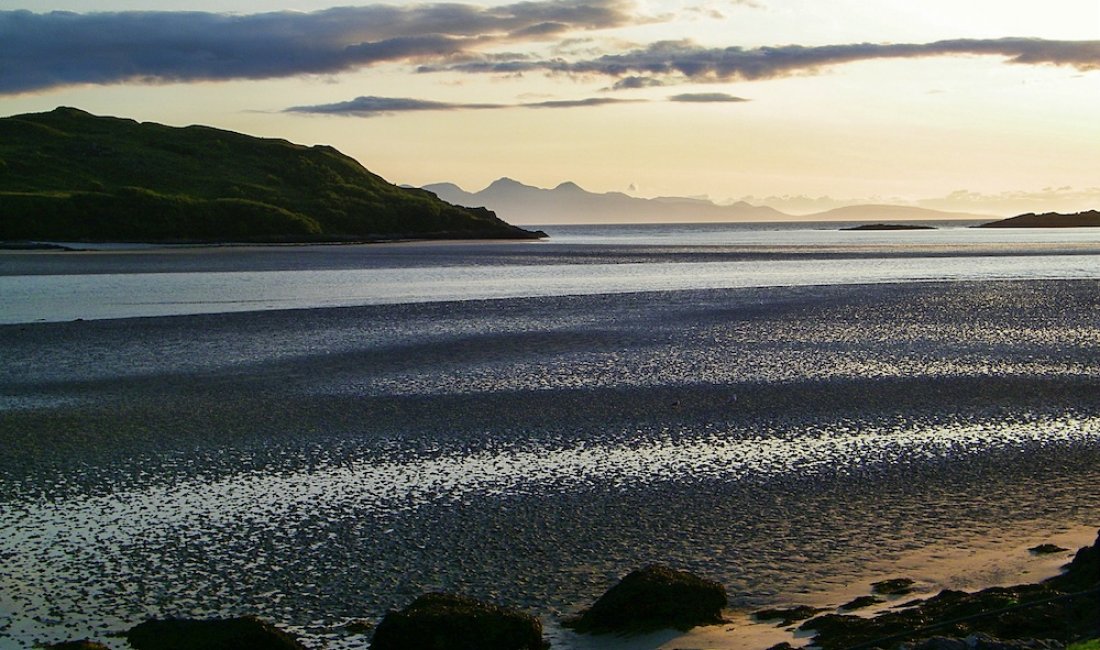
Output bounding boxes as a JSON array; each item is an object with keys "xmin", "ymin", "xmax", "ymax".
[
  {"xmin": 610, "ymin": 76, "xmax": 666, "ymax": 89},
  {"xmin": 917, "ymin": 186, "xmax": 1100, "ymax": 216},
  {"xmin": 285, "ymin": 96, "xmax": 504, "ymax": 116},
  {"xmin": 668, "ymin": 92, "xmax": 748, "ymax": 102},
  {"xmin": 7, "ymin": 3, "xmax": 1097, "ymax": 97},
  {"xmin": 286, "ymin": 94, "xmax": 639, "ymax": 116},
  {"xmin": 524, "ymin": 97, "xmax": 636, "ymax": 108},
  {"xmin": 0, "ymin": 0, "xmax": 635, "ymax": 94},
  {"xmin": 684, "ymin": 0, "xmax": 764, "ymax": 20},
  {"xmin": 439, "ymin": 37, "xmax": 1100, "ymax": 82}
]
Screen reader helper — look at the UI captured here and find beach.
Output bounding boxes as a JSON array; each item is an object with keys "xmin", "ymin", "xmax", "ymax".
[{"xmin": 2, "ymin": 273, "xmax": 1099, "ymax": 648}]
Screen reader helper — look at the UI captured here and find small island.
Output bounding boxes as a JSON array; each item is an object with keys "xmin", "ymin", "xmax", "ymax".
[
  {"xmin": 0, "ymin": 107, "xmax": 545, "ymax": 243},
  {"xmin": 977, "ymin": 210, "xmax": 1100, "ymax": 228},
  {"xmin": 840, "ymin": 223, "xmax": 937, "ymax": 231}
]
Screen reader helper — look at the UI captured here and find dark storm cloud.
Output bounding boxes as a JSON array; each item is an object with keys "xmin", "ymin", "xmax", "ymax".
[
  {"xmin": 286, "ymin": 94, "xmax": 638, "ymax": 116},
  {"xmin": 440, "ymin": 37, "xmax": 1100, "ymax": 81},
  {"xmin": 668, "ymin": 92, "xmax": 748, "ymax": 102},
  {"xmin": 0, "ymin": 0, "xmax": 633, "ymax": 94}
]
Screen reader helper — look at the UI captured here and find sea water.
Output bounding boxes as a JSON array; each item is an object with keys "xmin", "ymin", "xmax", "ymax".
[
  {"xmin": 2, "ymin": 221, "xmax": 1100, "ymax": 324},
  {"xmin": 2, "ymin": 222, "xmax": 1100, "ymax": 649}
]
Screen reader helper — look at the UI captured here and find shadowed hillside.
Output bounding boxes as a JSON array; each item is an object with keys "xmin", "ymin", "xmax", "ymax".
[
  {"xmin": 0, "ymin": 107, "xmax": 543, "ymax": 242},
  {"xmin": 977, "ymin": 210, "xmax": 1100, "ymax": 228}
]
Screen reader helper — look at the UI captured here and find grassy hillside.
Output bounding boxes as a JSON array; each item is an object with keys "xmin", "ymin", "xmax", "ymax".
[{"xmin": 0, "ymin": 107, "xmax": 543, "ymax": 242}]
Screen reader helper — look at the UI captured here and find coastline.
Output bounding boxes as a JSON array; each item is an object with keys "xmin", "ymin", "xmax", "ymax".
[
  {"xmin": 2, "ymin": 279, "xmax": 1098, "ymax": 648},
  {"xmin": 540, "ymin": 526, "xmax": 1100, "ymax": 650},
  {"xmin": 0, "ymin": 231, "xmax": 549, "ymax": 252},
  {"xmin": 7, "ymin": 526, "xmax": 1096, "ymax": 649}
]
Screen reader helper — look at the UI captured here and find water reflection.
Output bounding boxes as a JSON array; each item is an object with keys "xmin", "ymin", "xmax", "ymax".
[{"xmin": 4, "ymin": 253, "xmax": 1100, "ymax": 323}]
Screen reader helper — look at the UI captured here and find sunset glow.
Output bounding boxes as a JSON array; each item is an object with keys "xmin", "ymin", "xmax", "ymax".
[{"xmin": 2, "ymin": 0, "xmax": 1098, "ymax": 215}]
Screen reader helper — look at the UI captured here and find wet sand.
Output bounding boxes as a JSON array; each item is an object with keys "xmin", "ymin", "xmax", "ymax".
[{"xmin": 1, "ymin": 280, "xmax": 1099, "ymax": 648}]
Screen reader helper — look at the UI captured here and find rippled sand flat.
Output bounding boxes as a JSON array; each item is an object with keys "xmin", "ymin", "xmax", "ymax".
[{"xmin": 1, "ymin": 280, "xmax": 1099, "ymax": 648}]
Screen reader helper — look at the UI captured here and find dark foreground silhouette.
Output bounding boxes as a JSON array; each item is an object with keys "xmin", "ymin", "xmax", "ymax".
[
  {"xmin": 41, "ymin": 532, "xmax": 1099, "ymax": 649},
  {"xmin": 0, "ymin": 107, "xmax": 544, "ymax": 243},
  {"xmin": 977, "ymin": 211, "xmax": 1100, "ymax": 228}
]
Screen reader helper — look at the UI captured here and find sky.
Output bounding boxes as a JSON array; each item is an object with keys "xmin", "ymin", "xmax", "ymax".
[{"xmin": 1, "ymin": 0, "xmax": 1099, "ymax": 215}]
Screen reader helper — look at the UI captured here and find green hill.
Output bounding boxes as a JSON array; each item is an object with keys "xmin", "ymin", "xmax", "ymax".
[{"xmin": 0, "ymin": 107, "xmax": 544, "ymax": 243}]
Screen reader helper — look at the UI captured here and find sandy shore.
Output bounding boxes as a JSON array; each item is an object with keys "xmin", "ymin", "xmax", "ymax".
[
  {"xmin": 607, "ymin": 525, "xmax": 1098, "ymax": 650},
  {"xmin": 1, "ymin": 280, "xmax": 1098, "ymax": 648}
]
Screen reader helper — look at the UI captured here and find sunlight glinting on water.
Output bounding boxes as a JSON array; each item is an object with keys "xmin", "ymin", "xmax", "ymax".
[
  {"xmin": 4, "ymin": 412, "xmax": 1097, "ymax": 562},
  {"xmin": 4, "ymin": 253, "xmax": 1100, "ymax": 323}
]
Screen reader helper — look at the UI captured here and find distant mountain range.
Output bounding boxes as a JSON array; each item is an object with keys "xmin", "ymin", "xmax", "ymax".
[{"xmin": 421, "ymin": 178, "xmax": 1000, "ymax": 225}]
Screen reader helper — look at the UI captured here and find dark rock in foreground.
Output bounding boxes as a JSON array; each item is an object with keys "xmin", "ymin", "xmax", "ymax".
[
  {"xmin": 1029, "ymin": 544, "xmax": 1069, "ymax": 555},
  {"xmin": 126, "ymin": 616, "xmax": 306, "ymax": 650},
  {"xmin": 564, "ymin": 564, "xmax": 727, "ymax": 633},
  {"xmin": 800, "ymin": 530, "xmax": 1100, "ymax": 649},
  {"xmin": 1049, "ymin": 529, "xmax": 1100, "ymax": 590},
  {"xmin": 977, "ymin": 210, "xmax": 1100, "ymax": 228},
  {"xmin": 370, "ymin": 592, "xmax": 548, "ymax": 650},
  {"xmin": 44, "ymin": 641, "xmax": 111, "ymax": 650}
]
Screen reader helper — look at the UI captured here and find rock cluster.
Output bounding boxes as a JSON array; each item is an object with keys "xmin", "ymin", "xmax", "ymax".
[
  {"xmin": 800, "ymin": 531, "xmax": 1100, "ymax": 649},
  {"xmin": 33, "ymin": 535, "xmax": 1100, "ymax": 649}
]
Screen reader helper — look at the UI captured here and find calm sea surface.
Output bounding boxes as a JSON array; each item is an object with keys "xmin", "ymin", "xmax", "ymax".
[
  {"xmin": 2, "ymin": 222, "xmax": 1100, "ymax": 649},
  {"xmin": 2, "ymin": 221, "xmax": 1100, "ymax": 323}
]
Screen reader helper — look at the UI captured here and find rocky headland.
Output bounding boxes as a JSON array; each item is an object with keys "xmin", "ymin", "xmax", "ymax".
[{"xmin": 977, "ymin": 211, "xmax": 1100, "ymax": 228}]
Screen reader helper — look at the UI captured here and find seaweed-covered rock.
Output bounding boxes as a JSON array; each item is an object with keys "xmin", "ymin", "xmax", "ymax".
[
  {"xmin": 370, "ymin": 592, "xmax": 547, "ymax": 650},
  {"xmin": 43, "ymin": 641, "xmax": 111, "ymax": 650},
  {"xmin": 565, "ymin": 564, "xmax": 727, "ymax": 633},
  {"xmin": 754, "ymin": 604, "xmax": 825, "ymax": 626},
  {"xmin": 840, "ymin": 595, "xmax": 884, "ymax": 611},
  {"xmin": 800, "ymin": 584, "xmax": 1083, "ymax": 649},
  {"xmin": 798, "ymin": 532, "xmax": 1100, "ymax": 649},
  {"xmin": 872, "ymin": 578, "xmax": 916, "ymax": 595},
  {"xmin": 126, "ymin": 615, "xmax": 306, "ymax": 650}
]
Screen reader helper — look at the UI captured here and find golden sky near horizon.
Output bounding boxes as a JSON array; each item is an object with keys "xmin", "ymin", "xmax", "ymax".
[{"xmin": 1, "ymin": 0, "xmax": 1098, "ymax": 214}]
